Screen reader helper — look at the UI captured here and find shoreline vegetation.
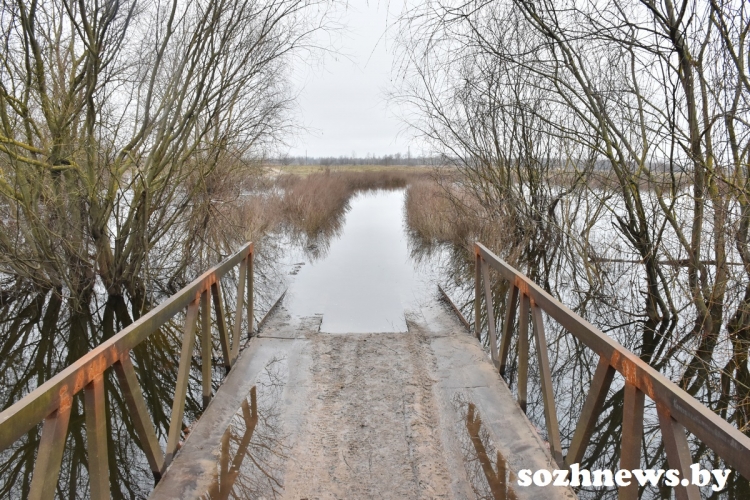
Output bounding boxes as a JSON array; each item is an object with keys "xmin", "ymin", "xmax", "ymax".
[
  {"xmin": 3, "ymin": 156, "xmax": 750, "ymax": 497},
  {"xmin": 239, "ymin": 166, "xmax": 435, "ymax": 247}
]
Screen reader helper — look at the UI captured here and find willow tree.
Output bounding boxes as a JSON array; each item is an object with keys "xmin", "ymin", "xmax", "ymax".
[
  {"xmin": 398, "ymin": 0, "xmax": 750, "ymax": 497},
  {"xmin": 396, "ymin": 1, "xmax": 607, "ymax": 319},
  {"xmin": 0, "ymin": 0, "xmax": 329, "ymax": 329},
  {"xmin": 0, "ymin": 0, "xmax": 330, "ymax": 496}
]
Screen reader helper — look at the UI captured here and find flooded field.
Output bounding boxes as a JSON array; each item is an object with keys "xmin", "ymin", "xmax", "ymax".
[
  {"xmin": 4, "ymin": 176, "xmax": 743, "ymax": 499},
  {"xmin": 143, "ymin": 185, "xmax": 577, "ymax": 500},
  {"xmin": 282, "ymin": 189, "xmax": 435, "ymax": 333},
  {"xmin": 0, "ymin": 185, "xmax": 460, "ymax": 499}
]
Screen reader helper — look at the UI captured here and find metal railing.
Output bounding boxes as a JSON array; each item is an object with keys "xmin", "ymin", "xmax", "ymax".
[
  {"xmin": 474, "ymin": 242, "xmax": 750, "ymax": 500},
  {"xmin": 0, "ymin": 242, "xmax": 255, "ymax": 500}
]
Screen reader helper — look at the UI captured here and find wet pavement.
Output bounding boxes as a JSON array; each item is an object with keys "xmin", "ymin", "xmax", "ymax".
[{"xmin": 150, "ymin": 302, "xmax": 575, "ymax": 500}]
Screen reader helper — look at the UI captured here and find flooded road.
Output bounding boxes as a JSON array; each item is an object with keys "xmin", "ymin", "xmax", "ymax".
[
  {"xmin": 146, "ymin": 187, "xmax": 572, "ymax": 500},
  {"xmin": 152, "ymin": 299, "xmax": 573, "ymax": 500},
  {"xmin": 0, "ymin": 183, "xmax": 577, "ymax": 499},
  {"xmin": 283, "ymin": 189, "xmax": 434, "ymax": 333}
]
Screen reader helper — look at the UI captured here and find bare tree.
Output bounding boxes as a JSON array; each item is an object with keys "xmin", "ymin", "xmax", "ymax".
[
  {"xmin": 0, "ymin": 0, "xmax": 331, "ymax": 496},
  {"xmin": 398, "ymin": 0, "xmax": 750, "ymax": 496}
]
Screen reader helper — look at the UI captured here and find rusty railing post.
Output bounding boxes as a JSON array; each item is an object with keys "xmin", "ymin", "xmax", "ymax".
[
  {"xmin": 619, "ymin": 382, "xmax": 645, "ymax": 500},
  {"xmin": 565, "ymin": 356, "xmax": 615, "ymax": 467},
  {"xmin": 231, "ymin": 257, "xmax": 247, "ymax": 363},
  {"xmin": 113, "ymin": 354, "xmax": 164, "ymax": 480},
  {"xmin": 247, "ymin": 245, "xmax": 254, "ymax": 338},
  {"xmin": 531, "ymin": 301, "xmax": 563, "ymax": 466},
  {"xmin": 211, "ymin": 281, "xmax": 232, "ymax": 374},
  {"xmin": 201, "ymin": 289, "xmax": 212, "ymax": 409},
  {"xmin": 27, "ymin": 405, "xmax": 71, "ymax": 500},
  {"xmin": 474, "ymin": 246, "xmax": 482, "ymax": 341},
  {"xmin": 517, "ymin": 293, "xmax": 530, "ymax": 414},
  {"xmin": 85, "ymin": 373, "xmax": 110, "ymax": 500},
  {"xmin": 498, "ymin": 284, "xmax": 518, "ymax": 377},
  {"xmin": 658, "ymin": 404, "xmax": 701, "ymax": 500},
  {"xmin": 165, "ymin": 298, "xmax": 200, "ymax": 468},
  {"xmin": 481, "ymin": 259, "xmax": 499, "ymax": 368}
]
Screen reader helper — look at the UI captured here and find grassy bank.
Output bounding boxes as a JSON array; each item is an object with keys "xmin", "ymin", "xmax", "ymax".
[{"xmin": 404, "ymin": 175, "xmax": 521, "ymax": 264}]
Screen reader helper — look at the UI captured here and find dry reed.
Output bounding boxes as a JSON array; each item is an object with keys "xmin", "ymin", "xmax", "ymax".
[
  {"xmin": 404, "ymin": 176, "xmax": 526, "ymax": 266},
  {"xmin": 232, "ymin": 168, "xmax": 430, "ymax": 247},
  {"xmin": 277, "ymin": 169, "xmax": 428, "ymax": 238}
]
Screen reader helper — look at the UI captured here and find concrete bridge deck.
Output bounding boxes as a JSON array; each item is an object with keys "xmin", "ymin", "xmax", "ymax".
[{"xmin": 150, "ymin": 297, "xmax": 575, "ymax": 500}]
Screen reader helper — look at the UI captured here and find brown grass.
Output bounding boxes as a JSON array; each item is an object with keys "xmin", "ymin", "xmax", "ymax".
[
  {"xmin": 277, "ymin": 169, "xmax": 430, "ymax": 238},
  {"xmin": 232, "ymin": 168, "xmax": 433, "ymax": 251},
  {"xmin": 404, "ymin": 176, "xmax": 525, "ymax": 265},
  {"xmin": 404, "ymin": 179, "xmax": 460, "ymax": 244},
  {"xmin": 277, "ymin": 171, "xmax": 352, "ymax": 238},
  {"xmin": 238, "ymin": 192, "xmax": 285, "ymax": 240},
  {"xmin": 272, "ymin": 164, "xmax": 436, "ymax": 176}
]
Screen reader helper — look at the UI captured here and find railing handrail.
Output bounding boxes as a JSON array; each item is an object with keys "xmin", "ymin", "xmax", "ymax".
[
  {"xmin": 0, "ymin": 242, "xmax": 254, "ymax": 498},
  {"xmin": 0, "ymin": 242, "xmax": 252, "ymax": 449},
  {"xmin": 474, "ymin": 241, "xmax": 750, "ymax": 485}
]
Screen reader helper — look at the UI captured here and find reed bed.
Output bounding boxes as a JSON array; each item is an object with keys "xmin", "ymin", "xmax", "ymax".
[
  {"xmin": 234, "ymin": 168, "xmax": 431, "ymax": 245},
  {"xmin": 404, "ymin": 177, "xmax": 522, "ymax": 264},
  {"xmin": 277, "ymin": 169, "xmax": 428, "ymax": 238}
]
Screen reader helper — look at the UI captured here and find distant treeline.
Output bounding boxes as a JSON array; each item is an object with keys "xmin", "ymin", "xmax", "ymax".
[
  {"xmin": 272, "ymin": 154, "xmax": 446, "ymax": 166},
  {"xmin": 271, "ymin": 155, "xmax": 685, "ymax": 172}
]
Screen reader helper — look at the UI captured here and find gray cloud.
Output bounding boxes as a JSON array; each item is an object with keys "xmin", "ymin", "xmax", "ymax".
[{"xmin": 287, "ymin": 0, "xmax": 417, "ymax": 158}]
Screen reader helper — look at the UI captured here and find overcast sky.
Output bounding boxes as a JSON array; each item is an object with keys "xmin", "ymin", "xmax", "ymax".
[{"xmin": 286, "ymin": 1, "xmax": 418, "ymax": 158}]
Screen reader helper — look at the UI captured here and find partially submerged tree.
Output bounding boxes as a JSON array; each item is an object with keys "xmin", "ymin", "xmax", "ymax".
[
  {"xmin": 398, "ymin": 0, "xmax": 750, "ymax": 496},
  {"xmin": 0, "ymin": 0, "xmax": 329, "ymax": 326},
  {"xmin": 0, "ymin": 0, "xmax": 331, "ymax": 495}
]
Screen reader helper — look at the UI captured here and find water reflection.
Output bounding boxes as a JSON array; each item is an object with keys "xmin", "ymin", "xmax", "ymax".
[
  {"xmin": 204, "ymin": 394, "xmax": 259, "ymax": 499},
  {"xmin": 1, "ymin": 184, "xmax": 425, "ymax": 498},
  {"xmin": 412, "ymin": 233, "xmax": 743, "ymax": 499},
  {"xmin": 453, "ymin": 396, "xmax": 518, "ymax": 500},
  {"xmin": 202, "ymin": 357, "xmax": 288, "ymax": 499},
  {"xmin": 0, "ymin": 262, "xmax": 271, "ymax": 498},
  {"xmin": 283, "ymin": 190, "xmax": 435, "ymax": 333}
]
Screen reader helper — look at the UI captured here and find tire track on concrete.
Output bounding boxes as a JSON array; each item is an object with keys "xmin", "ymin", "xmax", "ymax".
[{"xmin": 282, "ymin": 331, "xmax": 453, "ymax": 499}]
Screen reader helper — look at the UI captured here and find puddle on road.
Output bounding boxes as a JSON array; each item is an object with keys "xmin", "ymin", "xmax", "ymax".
[
  {"xmin": 454, "ymin": 396, "xmax": 519, "ymax": 500},
  {"xmin": 283, "ymin": 189, "xmax": 434, "ymax": 333},
  {"xmin": 202, "ymin": 358, "xmax": 289, "ymax": 499}
]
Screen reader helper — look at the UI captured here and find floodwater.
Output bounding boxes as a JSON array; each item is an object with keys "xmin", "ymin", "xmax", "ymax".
[
  {"xmin": 457, "ymin": 398, "xmax": 519, "ymax": 500},
  {"xmin": 6, "ymin": 181, "xmax": 734, "ymax": 499},
  {"xmin": 283, "ymin": 189, "xmax": 434, "ymax": 333},
  {"xmin": 204, "ymin": 359, "xmax": 289, "ymax": 499}
]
